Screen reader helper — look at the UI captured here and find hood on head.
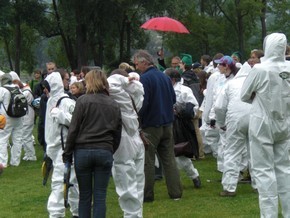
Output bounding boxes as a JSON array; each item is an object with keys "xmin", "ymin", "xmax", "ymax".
[
  {"xmin": 9, "ymin": 71, "xmax": 20, "ymax": 81},
  {"xmin": 262, "ymin": 33, "xmax": 287, "ymax": 62},
  {"xmin": 45, "ymin": 72, "xmax": 64, "ymax": 97},
  {"xmin": 1, "ymin": 74, "xmax": 12, "ymax": 86}
]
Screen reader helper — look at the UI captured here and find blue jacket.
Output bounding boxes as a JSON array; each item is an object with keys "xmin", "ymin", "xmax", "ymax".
[{"xmin": 139, "ymin": 66, "xmax": 176, "ymax": 128}]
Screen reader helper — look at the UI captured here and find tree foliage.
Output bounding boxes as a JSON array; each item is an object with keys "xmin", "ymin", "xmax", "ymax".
[{"xmin": 0, "ymin": 0, "xmax": 289, "ymax": 74}]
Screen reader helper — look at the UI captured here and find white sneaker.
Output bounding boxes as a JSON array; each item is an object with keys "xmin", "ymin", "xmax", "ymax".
[
  {"xmin": 23, "ymin": 156, "xmax": 37, "ymax": 161},
  {"xmin": 26, "ymin": 156, "xmax": 37, "ymax": 161}
]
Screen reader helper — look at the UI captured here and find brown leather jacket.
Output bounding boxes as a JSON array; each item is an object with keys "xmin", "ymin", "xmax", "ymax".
[{"xmin": 63, "ymin": 91, "xmax": 122, "ymax": 162}]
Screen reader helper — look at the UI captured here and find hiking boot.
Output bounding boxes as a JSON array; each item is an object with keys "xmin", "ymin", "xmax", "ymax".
[
  {"xmin": 193, "ymin": 177, "xmax": 201, "ymax": 188},
  {"xmin": 220, "ymin": 190, "xmax": 236, "ymax": 197}
]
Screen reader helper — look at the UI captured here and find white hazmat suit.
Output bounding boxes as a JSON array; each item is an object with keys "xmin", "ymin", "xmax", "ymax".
[
  {"xmin": 241, "ymin": 33, "xmax": 290, "ymax": 218},
  {"xmin": 45, "ymin": 72, "xmax": 79, "ymax": 218},
  {"xmin": 214, "ymin": 62, "xmax": 252, "ymax": 193},
  {"xmin": 0, "ymin": 74, "xmax": 23, "ymax": 167},
  {"xmin": 9, "ymin": 71, "xmax": 36, "ymax": 161},
  {"xmin": 108, "ymin": 73, "xmax": 145, "ymax": 218}
]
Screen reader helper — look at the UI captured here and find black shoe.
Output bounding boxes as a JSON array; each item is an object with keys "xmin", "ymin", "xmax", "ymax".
[
  {"xmin": 193, "ymin": 177, "xmax": 201, "ymax": 188},
  {"xmin": 155, "ymin": 175, "xmax": 163, "ymax": 181},
  {"xmin": 144, "ymin": 197, "xmax": 154, "ymax": 203},
  {"xmin": 220, "ymin": 190, "xmax": 236, "ymax": 197}
]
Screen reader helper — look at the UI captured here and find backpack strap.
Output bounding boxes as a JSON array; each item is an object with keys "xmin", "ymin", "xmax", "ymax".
[
  {"xmin": 56, "ymin": 96, "xmax": 70, "ymax": 108},
  {"xmin": 22, "ymin": 89, "xmax": 35, "ymax": 108}
]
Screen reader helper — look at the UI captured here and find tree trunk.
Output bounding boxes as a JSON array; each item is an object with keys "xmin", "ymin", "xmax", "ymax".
[
  {"xmin": 260, "ymin": 0, "xmax": 267, "ymax": 44},
  {"xmin": 14, "ymin": 10, "xmax": 21, "ymax": 75},
  {"xmin": 75, "ymin": 1, "xmax": 88, "ymax": 69},
  {"xmin": 4, "ymin": 37, "xmax": 13, "ymax": 71},
  {"xmin": 236, "ymin": 0, "xmax": 245, "ymax": 58},
  {"xmin": 126, "ymin": 19, "xmax": 131, "ymax": 62},
  {"xmin": 52, "ymin": 0, "xmax": 77, "ymax": 70},
  {"xmin": 119, "ymin": 15, "xmax": 126, "ymax": 63}
]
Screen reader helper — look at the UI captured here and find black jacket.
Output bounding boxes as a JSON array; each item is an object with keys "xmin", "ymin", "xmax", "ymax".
[{"xmin": 63, "ymin": 91, "xmax": 122, "ymax": 163}]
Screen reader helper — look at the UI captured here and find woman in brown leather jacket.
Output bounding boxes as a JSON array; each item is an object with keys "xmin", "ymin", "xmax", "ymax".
[{"xmin": 63, "ymin": 69, "xmax": 122, "ymax": 218}]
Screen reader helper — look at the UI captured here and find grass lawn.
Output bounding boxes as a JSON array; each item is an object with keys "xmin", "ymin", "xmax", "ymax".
[{"xmin": 0, "ymin": 131, "xmax": 270, "ymax": 218}]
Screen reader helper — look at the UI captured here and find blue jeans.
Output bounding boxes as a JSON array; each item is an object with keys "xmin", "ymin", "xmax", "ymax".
[{"xmin": 74, "ymin": 148, "xmax": 113, "ymax": 218}]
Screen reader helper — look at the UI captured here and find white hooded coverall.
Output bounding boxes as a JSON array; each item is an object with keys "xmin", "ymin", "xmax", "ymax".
[
  {"xmin": 45, "ymin": 72, "xmax": 79, "ymax": 218},
  {"xmin": 0, "ymin": 83, "xmax": 23, "ymax": 167},
  {"xmin": 173, "ymin": 81, "xmax": 200, "ymax": 180},
  {"xmin": 202, "ymin": 68, "xmax": 222, "ymax": 157},
  {"xmin": 241, "ymin": 33, "xmax": 290, "ymax": 218},
  {"xmin": 214, "ymin": 62, "xmax": 252, "ymax": 193},
  {"xmin": 108, "ymin": 73, "xmax": 145, "ymax": 218},
  {"xmin": 22, "ymin": 85, "xmax": 36, "ymax": 160},
  {"xmin": 9, "ymin": 71, "xmax": 36, "ymax": 161}
]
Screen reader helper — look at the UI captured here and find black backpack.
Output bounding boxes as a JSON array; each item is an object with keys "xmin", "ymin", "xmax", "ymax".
[{"xmin": 3, "ymin": 86, "xmax": 28, "ymax": 118}]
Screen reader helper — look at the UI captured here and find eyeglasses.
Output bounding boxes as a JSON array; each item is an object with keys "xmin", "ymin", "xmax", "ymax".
[{"xmin": 48, "ymin": 68, "xmax": 55, "ymax": 71}]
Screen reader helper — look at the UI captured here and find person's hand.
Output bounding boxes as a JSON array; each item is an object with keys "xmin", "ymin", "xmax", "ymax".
[
  {"xmin": 220, "ymin": 126, "xmax": 227, "ymax": 131},
  {"xmin": 157, "ymin": 48, "xmax": 164, "ymax": 59},
  {"xmin": 50, "ymin": 107, "xmax": 60, "ymax": 119},
  {"xmin": 210, "ymin": 119, "xmax": 216, "ymax": 128}
]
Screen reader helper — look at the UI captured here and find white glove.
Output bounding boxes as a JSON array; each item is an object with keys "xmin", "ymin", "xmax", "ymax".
[{"xmin": 50, "ymin": 107, "xmax": 60, "ymax": 119}]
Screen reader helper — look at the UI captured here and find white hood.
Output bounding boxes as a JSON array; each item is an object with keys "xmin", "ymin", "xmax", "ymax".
[{"xmin": 261, "ymin": 33, "xmax": 287, "ymax": 63}]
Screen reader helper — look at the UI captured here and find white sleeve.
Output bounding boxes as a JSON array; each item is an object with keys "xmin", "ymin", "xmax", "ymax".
[{"xmin": 214, "ymin": 84, "xmax": 229, "ymax": 127}]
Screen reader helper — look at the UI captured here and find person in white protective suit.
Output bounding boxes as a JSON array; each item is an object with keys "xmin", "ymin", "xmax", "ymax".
[
  {"xmin": 201, "ymin": 53, "xmax": 224, "ymax": 157},
  {"xmin": 0, "ymin": 73, "xmax": 23, "ymax": 167},
  {"xmin": 165, "ymin": 68, "xmax": 201, "ymax": 188},
  {"xmin": 44, "ymin": 72, "xmax": 79, "ymax": 218},
  {"xmin": 241, "ymin": 32, "xmax": 290, "ymax": 218},
  {"xmin": 9, "ymin": 71, "xmax": 37, "ymax": 161},
  {"xmin": 205, "ymin": 55, "xmax": 238, "ymax": 173},
  {"xmin": 214, "ymin": 62, "xmax": 253, "ymax": 197},
  {"xmin": 108, "ymin": 69, "xmax": 145, "ymax": 218}
]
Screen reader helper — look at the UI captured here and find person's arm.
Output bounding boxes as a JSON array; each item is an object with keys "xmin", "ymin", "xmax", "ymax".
[
  {"xmin": 51, "ymin": 98, "xmax": 75, "ymax": 127},
  {"xmin": 62, "ymin": 99, "xmax": 82, "ymax": 163},
  {"xmin": 157, "ymin": 48, "xmax": 167, "ymax": 69},
  {"xmin": 214, "ymin": 84, "xmax": 229, "ymax": 128},
  {"xmin": 240, "ymin": 69, "xmax": 259, "ymax": 103}
]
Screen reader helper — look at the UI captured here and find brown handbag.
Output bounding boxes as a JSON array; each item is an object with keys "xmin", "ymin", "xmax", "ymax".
[{"xmin": 174, "ymin": 141, "xmax": 192, "ymax": 157}]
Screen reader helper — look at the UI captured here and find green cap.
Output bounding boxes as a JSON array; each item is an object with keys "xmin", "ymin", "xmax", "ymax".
[{"xmin": 181, "ymin": 53, "xmax": 192, "ymax": 66}]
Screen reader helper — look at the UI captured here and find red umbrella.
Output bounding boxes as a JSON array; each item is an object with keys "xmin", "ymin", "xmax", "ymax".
[{"xmin": 140, "ymin": 16, "xmax": 190, "ymax": 34}]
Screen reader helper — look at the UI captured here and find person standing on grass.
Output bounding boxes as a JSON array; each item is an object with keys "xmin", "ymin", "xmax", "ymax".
[
  {"xmin": 108, "ymin": 69, "xmax": 145, "ymax": 218},
  {"xmin": 45, "ymin": 72, "xmax": 79, "ymax": 218},
  {"xmin": 0, "ymin": 74, "xmax": 23, "ymax": 167},
  {"xmin": 214, "ymin": 61, "xmax": 252, "ymax": 197},
  {"xmin": 165, "ymin": 68, "xmax": 201, "ymax": 189},
  {"xmin": 63, "ymin": 69, "xmax": 122, "ymax": 218},
  {"xmin": 9, "ymin": 71, "xmax": 37, "ymax": 162},
  {"xmin": 241, "ymin": 32, "xmax": 290, "ymax": 217},
  {"xmin": 133, "ymin": 49, "xmax": 182, "ymax": 202}
]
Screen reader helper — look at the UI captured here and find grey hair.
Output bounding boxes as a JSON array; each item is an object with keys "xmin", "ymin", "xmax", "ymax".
[{"xmin": 132, "ymin": 50, "xmax": 155, "ymax": 65}]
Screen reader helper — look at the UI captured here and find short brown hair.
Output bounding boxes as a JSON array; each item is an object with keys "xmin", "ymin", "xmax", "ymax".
[{"xmin": 85, "ymin": 69, "xmax": 109, "ymax": 94}]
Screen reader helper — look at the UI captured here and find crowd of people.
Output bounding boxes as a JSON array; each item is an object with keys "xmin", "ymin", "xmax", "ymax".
[{"xmin": 0, "ymin": 32, "xmax": 290, "ymax": 218}]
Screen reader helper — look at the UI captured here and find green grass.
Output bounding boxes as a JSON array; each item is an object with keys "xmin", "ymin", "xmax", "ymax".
[{"xmin": 0, "ymin": 129, "xmax": 275, "ymax": 217}]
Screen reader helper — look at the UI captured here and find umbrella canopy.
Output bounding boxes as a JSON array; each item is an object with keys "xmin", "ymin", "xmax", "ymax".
[{"xmin": 141, "ymin": 16, "xmax": 190, "ymax": 34}]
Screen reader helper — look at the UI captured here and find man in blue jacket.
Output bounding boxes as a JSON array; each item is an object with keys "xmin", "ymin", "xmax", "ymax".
[{"xmin": 133, "ymin": 50, "xmax": 182, "ymax": 202}]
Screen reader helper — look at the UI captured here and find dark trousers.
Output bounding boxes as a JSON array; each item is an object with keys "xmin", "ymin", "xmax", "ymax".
[
  {"xmin": 143, "ymin": 124, "xmax": 182, "ymax": 201},
  {"xmin": 74, "ymin": 149, "xmax": 113, "ymax": 218}
]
